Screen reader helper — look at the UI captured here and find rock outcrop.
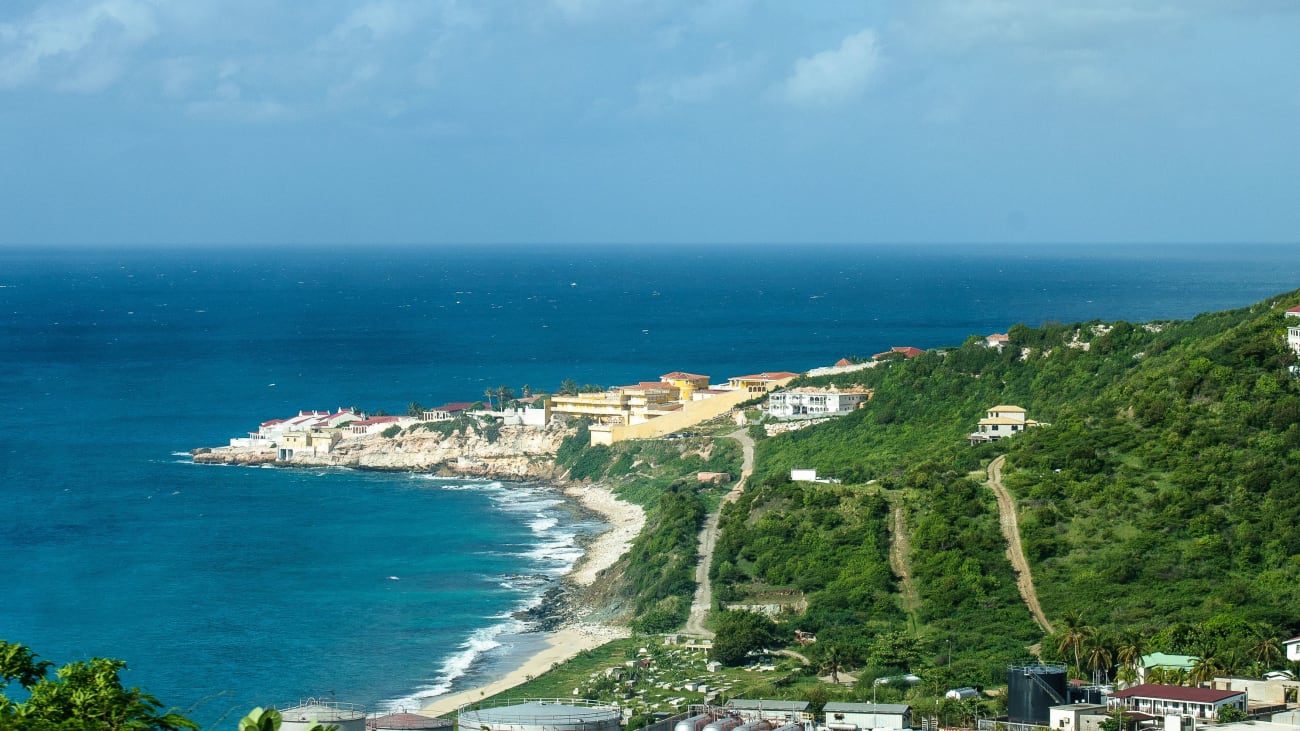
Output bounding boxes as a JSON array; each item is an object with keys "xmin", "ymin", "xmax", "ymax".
[{"xmin": 193, "ymin": 422, "xmax": 575, "ymax": 480}]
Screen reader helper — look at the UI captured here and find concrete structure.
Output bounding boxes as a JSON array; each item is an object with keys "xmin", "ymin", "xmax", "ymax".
[
  {"xmin": 1138, "ymin": 654, "xmax": 1197, "ymax": 684},
  {"xmin": 349, "ymin": 416, "xmax": 402, "ymax": 435},
  {"xmin": 587, "ymin": 386, "xmax": 754, "ymax": 445},
  {"xmin": 766, "ymin": 387, "xmax": 872, "ymax": 419},
  {"xmin": 277, "ymin": 428, "xmax": 342, "ymax": 460},
  {"xmin": 805, "ymin": 360, "xmax": 880, "ymax": 378},
  {"xmin": 278, "ymin": 700, "xmax": 367, "ymax": 731},
  {"xmin": 367, "ymin": 713, "xmax": 453, "ymax": 730},
  {"xmin": 1048, "ymin": 703, "xmax": 1108, "ymax": 731},
  {"xmin": 1107, "ymin": 684, "xmax": 1247, "ymax": 721},
  {"xmin": 698, "ymin": 472, "xmax": 732, "ymax": 485},
  {"xmin": 457, "ymin": 699, "xmax": 621, "ymax": 731},
  {"xmin": 790, "ymin": 469, "xmax": 839, "ymax": 484},
  {"xmin": 727, "ymin": 699, "xmax": 811, "ymax": 723},
  {"xmin": 1211, "ymin": 675, "xmax": 1300, "ymax": 706},
  {"xmin": 822, "ymin": 702, "xmax": 911, "ymax": 731},
  {"xmin": 969, "ymin": 405, "xmax": 1043, "ymax": 445}
]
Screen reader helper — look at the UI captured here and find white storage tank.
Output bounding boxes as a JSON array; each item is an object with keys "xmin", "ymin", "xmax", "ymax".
[
  {"xmin": 676, "ymin": 714, "xmax": 716, "ymax": 731},
  {"xmin": 703, "ymin": 716, "xmax": 744, "ymax": 731},
  {"xmin": 458, "ymin": 699, "xmax": 622, "ymax": 731},
  {"xmin": 278, "ymin": 700, "xmax": 367, "ymax": 731}
]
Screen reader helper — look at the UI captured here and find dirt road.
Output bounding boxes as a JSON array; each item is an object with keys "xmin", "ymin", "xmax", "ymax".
[
  {"xmin": 684, "ymin": 428, "xmax": 754, "ymax": 638},
  {"xmin": 986, "ymin": 455, "xmax": 1054, "ymax": 634}
]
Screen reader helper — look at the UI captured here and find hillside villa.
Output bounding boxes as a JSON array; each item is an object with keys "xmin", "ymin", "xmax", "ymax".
[
  {"xmin": 766, "ymin": 386, "xmax": 873, "ymax": 419},
  {"xmin": 1287, "ymin": 305, "xmax": 1300, "ymax": 354},
  {"xmin": 968, "ymin": 405, "xmax": 1044, "ymax": 445}
]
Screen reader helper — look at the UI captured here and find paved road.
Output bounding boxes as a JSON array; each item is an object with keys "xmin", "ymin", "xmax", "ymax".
[
  {"xmin": 683, "ymin": 428, "xmax": 755, "ymax": 638},
  {"xmin": 986, "ymin": 455, "xmax": 1054, "ymax": 634}
]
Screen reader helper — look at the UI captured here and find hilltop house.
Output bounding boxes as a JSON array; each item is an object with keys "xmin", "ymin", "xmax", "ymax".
[
  {"xmin": 969, "ymin": 405, "xmax": 1043, "ymax": 445},
  {"xmin": 276, "ymin": 429, "xmax": 342, "ymax": 460},
  {"xmin": 232, "ymin": 409, "xmax": 363, "ymax": 447},
  {"xmin": 873, "ymin": 346, "xmax": 925, "ymax": 360},
  {"xmin": 349, "ymin": 416, "xmax": 403, "ymax": 436},
  {"xmin": 985, "ymin": 333, "xmax": 1010, "ymax": 350},
  {"xmin": 1107, "ymin": 684, "xmax": 1247, "ymax": 721},
  {"xmin": 422, "ymin": 402, "xmax": 477, "ymax": 421},
  {"xmin": 1286, "ymin": 305, "xmax": 1300, "ymax": 354},
  {"xmin": 726, "ymin": 372, "xmax": 801, "ymax": 393},
  {"xmin": 766, "ymin": 386, "xmax": 872, "ymax": 419}
]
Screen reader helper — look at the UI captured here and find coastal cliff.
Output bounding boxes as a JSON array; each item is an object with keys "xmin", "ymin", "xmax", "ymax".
[{"xmin": 193, "ymin": 422, "xmax": 575, "ymax": 480}]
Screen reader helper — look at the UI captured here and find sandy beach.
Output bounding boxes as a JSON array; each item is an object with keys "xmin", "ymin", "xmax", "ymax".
[{"xmin": 419, "ymin": 483, "xmax": 645, "ymax": 718}]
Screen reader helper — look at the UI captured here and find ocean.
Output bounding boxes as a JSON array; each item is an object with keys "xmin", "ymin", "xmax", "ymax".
[{"xmin": 1, "ymin": 243, "xmax": 1297, "ymax": 727}]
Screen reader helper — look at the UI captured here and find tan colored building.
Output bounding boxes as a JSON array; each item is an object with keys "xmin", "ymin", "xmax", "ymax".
[
  {"xmin": 277, "ymin": 429, "xmax": 342, "ymax": 460},
  {"xmin": 969, "ymin": 405, "xmax": 1042, "ymax": 444},
  {"xmin": 726, "ymin": 371, "xmax": 801, "ymax": 393},
  {"xmin": 660, "ymin": 371, "xmax": 710, "ymax": 400}
]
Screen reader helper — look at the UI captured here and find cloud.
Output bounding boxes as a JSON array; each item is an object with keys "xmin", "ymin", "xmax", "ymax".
[
  {"xmin": 773, "ymin": 28, "xmax": 882, "ymax": 107},
  {"xmin": 634, "ymin": 60, "xmax": 751, "ymax": 113},
  {"xmin": 0, "ymin": 0, "xmax": 160, "ymax": 92}
]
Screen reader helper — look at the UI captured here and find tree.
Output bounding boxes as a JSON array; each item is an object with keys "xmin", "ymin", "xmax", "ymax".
[
  {"xmin": 559, "ymin": 379, "xmax": 579, "ymax": 395},
  {"xmin": 1115, "ymin": 631, "xmax": 1145, "ymax": 682},
  {"xmin": 1248, "ymin": 626, "xmax": 1282, "ymax": 669},
  {"xmin": 1056, "ymin": 610, "xmax": 1094, "ymax": 678},
  {"xmin": 1217, "ymin": 707, "xmax": 1246, "ymax": 723},
  {"xmin": 0, "ymin": 641, "xmax": 198, "ymax": 730},
  {"xmin": 406, "ymin": 401, "xmax": 424, "ymax": 418},
  {"xmin": 712, "ymin": 611, "xmax": 777, "ymax": 666},
  {"xmin": 1086, "ymin": 638, "xmax": 1114, "ymax": 684},
  {"xmin": 1190, "ymin": 654, "xmax": 1225, "ymax": 684},
  {"xmin": 816, "ymin": 643, "xmax": 847, "ymax": 685},
  {"xmin": 483, "ymin": 388, "xmax": 495, "ymax": 411}
]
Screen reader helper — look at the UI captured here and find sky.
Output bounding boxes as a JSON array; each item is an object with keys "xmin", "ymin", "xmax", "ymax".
[{"xmin": 1, "ymin": 0, "xmax": 1298, "ymax": 247}]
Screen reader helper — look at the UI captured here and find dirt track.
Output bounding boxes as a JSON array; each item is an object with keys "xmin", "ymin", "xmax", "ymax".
[
  {"xmin": 684, "ymin": 428, "xmax": 754, "ymax": 638},
  {"xmin": 986, "ymin": 455, "xmax": 1054, "ymax": 634}
]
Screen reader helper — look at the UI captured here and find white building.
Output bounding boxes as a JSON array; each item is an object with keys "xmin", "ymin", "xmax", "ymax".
[
  {"xmin": 822, "ymin": 702, "xmax": 911, "ymax": 731},
  {"xmin": 1284, "ymin": 636, "xmax": 1300, "ymax": 662},
  {"xmin": 766, "ymin": 386, "xmax": 872, "ymax": 419},
  {"xmin": 1107, "ymin": 684, "xmax": 1247, "ymax": 721},
  {"xmin": 1286, "ymin": 306, "xmax": 1300, "ymax": 355},
  {"xmin": 969, "ymin": 405, "xmax": 1042, "ymax": 444}
]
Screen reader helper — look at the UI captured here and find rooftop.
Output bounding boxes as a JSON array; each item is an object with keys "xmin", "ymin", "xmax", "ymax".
[
  {"xmin": 823, "ymin": 702, "xmax": 911, "ymax": 714},
  {"xmin": 1110, "ymin": 684, "xmax": 1244, "ymax": 703}
]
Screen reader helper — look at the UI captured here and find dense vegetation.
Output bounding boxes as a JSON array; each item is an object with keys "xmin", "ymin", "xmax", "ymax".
[
  {"xmin": 555, "ymin": 420, "xmax": 742, "ymax": 631},
  {"xmin": 711, "ymin": 290, "xmax": 1300, "ymax": 688}
]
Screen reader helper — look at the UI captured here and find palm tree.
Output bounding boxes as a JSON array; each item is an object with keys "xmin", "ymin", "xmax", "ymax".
[
  {"xmin": 1190, "ymin": 654, "xmax": 1225, "ymax": 685},
  {"xmin": 483, "ymin": 388, "xmax": 495, "ymax": 411},
  {"xmin": 818, "ymin": 643, "xmax": 846, "ymax": 685},
  {"xmin": 1115, "ymin": 631, "xmax": 1145, "ymax": 677},
  {"xmin": 1057, "ymin": 610, "xmax": 1093, "ymax": 679},
  {"xmin": 1086, "ymin": 637, "xmax": 1115, "ymax": 684},
  {"xmin": 1249, "ymin": 625, "xmax": 1282, "ymax": 670}
]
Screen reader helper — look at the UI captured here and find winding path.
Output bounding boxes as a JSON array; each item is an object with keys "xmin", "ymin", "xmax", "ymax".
[
  {"xmin": 986, "ymin": 455, "xmax": 1054, "ymax": 635},
  {"xmin": 683, "ymin": 428, "xmax": 755, "ymax": 638}
]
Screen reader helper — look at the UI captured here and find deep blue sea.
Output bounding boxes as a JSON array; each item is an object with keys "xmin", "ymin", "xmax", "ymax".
[{"xmin": 1, "ymin": 244, "xmax": 1297, "ymax": 727}]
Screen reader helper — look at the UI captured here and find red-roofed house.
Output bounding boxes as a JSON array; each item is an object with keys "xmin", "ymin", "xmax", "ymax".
[
  {"xmin": 349, "ymin": 416, "xmax": 403, "ymax": 436},
  {"xmin": 873, "ymin": 346, "xmax": 925, "ymax": 360},
  {"xmin": 727, "ymin": 372, "xmax": 802, "ymax": 393},
  {"xmin": 1286, "ymin": 307, "xmax": 1300, "ymax": 354},
  {"xmin": 1107, "ymin": 684, "xmax": 1246, "ymax": 720},
  {"xmin": 986, "ymin": 333, "xmax": 1010, "ymax": 350},
  {"xmin": 422, "ymin": 402, "xmax": 478, "ymax": 421},
  {"xmin": 660, "ymin": 372, "xmax": 710, "ymax": 400},
  {"xmin": 834, "ymin": 358, "xmax": 853, "ymax": 367}
]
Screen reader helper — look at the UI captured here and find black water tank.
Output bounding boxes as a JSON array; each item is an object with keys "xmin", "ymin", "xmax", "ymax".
[{"xmin": 1007, "ymin": 664, "xmax": 1068, "ymax": 724}]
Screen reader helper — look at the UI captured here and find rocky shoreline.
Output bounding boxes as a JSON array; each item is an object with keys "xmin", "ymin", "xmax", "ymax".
[{"xmin": 192, "ymin": 422, "xmax": 574, "ymax": 481}]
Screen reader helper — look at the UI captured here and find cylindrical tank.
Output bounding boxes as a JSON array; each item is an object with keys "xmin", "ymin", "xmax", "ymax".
[
  {"xmin": 675, "ymin": 714, "xmax": 716, "ymax": 731},
  {"xmin": 772, "ymin": 723, "xmax": 803, "ymax": 731},
  {"xmin": 458, "ymin": 700, "xmax": 621, "ymax": 731},
  {"xmin": 1007, "ymin": 664, "xmax": 1068, "ymax": 725},
  {"xmin": 278, "ymin": 700, "xmax": 367, "ymax": 731},
  {"xmin": 702, "ymin": 717, "xmax": 743, "ymax": 731},
  {"xmin": 367, "ymin": 712, "xmax": 453, "ymax": 730},
  {"xmin": 734, "ymin": 720, "xmax": 772, "ymax": 731}
]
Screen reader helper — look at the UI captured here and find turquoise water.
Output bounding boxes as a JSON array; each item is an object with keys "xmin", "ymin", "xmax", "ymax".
[{"xmin": 1, "ymin": 243, "xmax": 1297, "ymax": 727}]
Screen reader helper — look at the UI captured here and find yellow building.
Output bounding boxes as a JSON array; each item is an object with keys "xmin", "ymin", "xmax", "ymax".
[
  {"xmin": 276, "ymin": 429, "xmax": 342, "ymax": 459},
  {"xmin": 726, "ymin": 371, "xmax": 801, "ymax": 393},
  {"xmin": 659, "ymin": 371, "xmax": 710, "ymax": 401},
  {"xmin": 548, "ymin": 382, "xmax": 681, "ymax": 425}
]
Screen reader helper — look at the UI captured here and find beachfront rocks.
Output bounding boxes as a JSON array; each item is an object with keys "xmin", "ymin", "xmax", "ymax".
[{"xmin": 192, "ymin": 423, "xmax": 573, "ymax": 480}]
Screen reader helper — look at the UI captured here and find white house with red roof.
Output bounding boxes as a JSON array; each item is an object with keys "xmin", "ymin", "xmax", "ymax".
[
  {"xmin": 1107, "ymin": 684, "xmax": 1246, "ymax": 720},
  {"xmin": 873, "ymin": 346, "xmax": 925, "ymax": 360},
  {"xmin": 986, "ymin": 333, "xmax": 1010, "ymax": 350},
  {"xmin": 349, "ymin": 416, "xmax": 403, "ymax": 436},
  {"xmin": 422, "ymin": 402, "xmax": 477, "ymax": 421},
  {"xmin": 1285, "ymin": 635, "xmax": 1300, "ymax": 662},
  {"xmin": 969, "ymin": 405, "xmax": 1043, "ymax": 445},
  {"xmin": 1286, "ymin": 305, "xmax": 1300, "ymax": 355}
]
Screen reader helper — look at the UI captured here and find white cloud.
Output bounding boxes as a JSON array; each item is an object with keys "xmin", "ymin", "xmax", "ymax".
[
  {"xmin": 774, "ymin": 28, "xmax": 882, "ymax": 107},
  {"xmin": 635, "ymin": 60, "xmax": 750, "ymax": 113},
  {"xmin": 0, "ymin": 0, "xmax": 160, "ymax": 91}
]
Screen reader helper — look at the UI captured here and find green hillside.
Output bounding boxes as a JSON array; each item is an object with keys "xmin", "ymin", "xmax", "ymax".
[{"xmin": 714, "ymin": 290, "xmax": 1300, "ymax": 686}]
